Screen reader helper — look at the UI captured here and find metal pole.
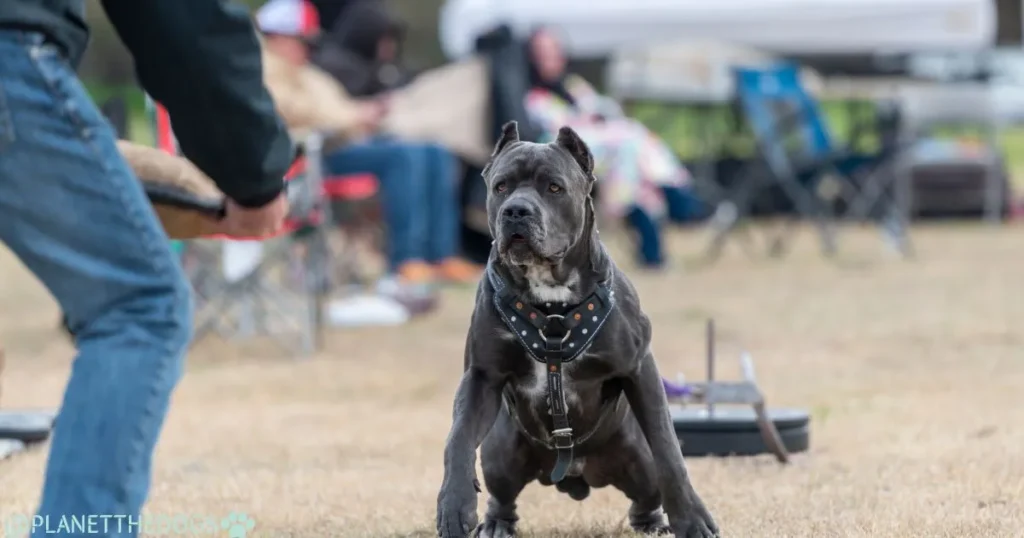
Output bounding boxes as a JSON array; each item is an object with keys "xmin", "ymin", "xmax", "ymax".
[{"xmin": 706, "ymin": 318, "xmax": 715, "ymax": 417}]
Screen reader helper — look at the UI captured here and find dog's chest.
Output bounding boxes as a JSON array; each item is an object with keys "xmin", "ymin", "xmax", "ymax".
[
  {"xmin": 524, "ymin": 266, "xmax": 578, "ymax": 304},
  {"xmin": 513, "ymin": 359, "xmax": 578, "ymax": 407},
  {"xmin": 497, "ymin": 326, "xmax": 611, "ymax": 412}
]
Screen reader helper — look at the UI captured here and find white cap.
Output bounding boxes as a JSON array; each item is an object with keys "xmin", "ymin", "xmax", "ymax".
[{"xmin": 255, "ymin": 0, "xmax": 321, "ymax": 39}]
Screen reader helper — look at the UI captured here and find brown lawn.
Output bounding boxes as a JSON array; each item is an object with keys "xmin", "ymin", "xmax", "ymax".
[{"xmin": 1, "ymin": 223, "xmax": 1023, "ymax": 538}]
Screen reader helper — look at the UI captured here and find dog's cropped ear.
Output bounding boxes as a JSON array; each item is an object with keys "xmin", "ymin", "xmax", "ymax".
[
  {"xmin": 555, "ymin": 126, "xmax": 595, "ymax": 182},
  {"xmin": 482, "ymin": 121, "xmax": 521, "ymax": 177},
  {"xmin": 495, "ymin": 121, "xmax": 520, "ymax": 154}
]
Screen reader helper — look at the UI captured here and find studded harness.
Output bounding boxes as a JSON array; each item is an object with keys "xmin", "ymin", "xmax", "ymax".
[{"xmin": 487, "ymin": 263, "xmax": 617, "ymax": 483}]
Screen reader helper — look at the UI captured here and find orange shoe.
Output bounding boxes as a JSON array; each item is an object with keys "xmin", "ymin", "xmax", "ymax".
[
  {"xmin": 434, "ymin": 258, "xmax": 483, "ymax": 284},
  {"xmin": 398, "ymin": 260, "xmax": 435, "ymax": 285}
]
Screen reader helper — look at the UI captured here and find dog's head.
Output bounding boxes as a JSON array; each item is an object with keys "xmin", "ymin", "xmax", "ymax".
[{"xmin": 483, "ymin": 121, "xmax": 596, "ymax": 269}]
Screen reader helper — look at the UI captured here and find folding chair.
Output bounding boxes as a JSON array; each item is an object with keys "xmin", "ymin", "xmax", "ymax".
[
  {"xmin": 148, "ymin": 99, "xmax": 380, "ymax": 356},
  {"xmin": 703, "ymin": 64, "xmax": 913, "ymax": 261}
]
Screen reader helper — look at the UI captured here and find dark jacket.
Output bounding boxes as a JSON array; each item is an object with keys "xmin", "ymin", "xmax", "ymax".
[
  {"xmin": 312, "ymin": 0, "xmax": 412, "ymax": 97},
  {"xmin": 0, "ymin": 0, "xmax": 292, "ymax": 208}
]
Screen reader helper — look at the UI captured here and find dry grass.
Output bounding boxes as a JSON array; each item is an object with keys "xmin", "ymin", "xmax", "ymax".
[{"xmin": 2, "ymin": 223, "xmax": 1024, "ymax": 538}]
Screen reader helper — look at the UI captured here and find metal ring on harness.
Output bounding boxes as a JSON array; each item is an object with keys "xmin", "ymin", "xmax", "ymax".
[{"xmin": 538, "ymin": 314, "xmax": 572, "ymax": 344}]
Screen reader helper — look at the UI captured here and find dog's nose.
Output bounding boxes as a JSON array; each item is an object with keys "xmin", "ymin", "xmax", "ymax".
[{"xmin": 502, "ymin": 202, "xmax": 533, "ymax": 221}]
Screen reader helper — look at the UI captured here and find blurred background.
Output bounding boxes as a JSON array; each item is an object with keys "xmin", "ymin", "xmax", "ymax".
[
  {"xmin": 83, "ymin": 0, "xmax": 1024, "ymax": 222},
  {"xmin": 3, "ymin": 3, "xmax": 1024, "ymax": 536},
  {"xmin": 80, "ymin": 0, "xmax": 452, "ymax": 143}
]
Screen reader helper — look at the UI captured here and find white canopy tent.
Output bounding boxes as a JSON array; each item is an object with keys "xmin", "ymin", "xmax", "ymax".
[
  {"xmin": 439, "ymin": 0, "xmax": 997, "ymax": 60},
  {"xmin": 604, "ymin": 40, "xmax": 829, "ymax": 103}
]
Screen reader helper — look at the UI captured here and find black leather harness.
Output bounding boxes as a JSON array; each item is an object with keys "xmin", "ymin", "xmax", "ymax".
[{"xmin": 487, "ymin": 263, "xmax": 616, "ymax": 483}]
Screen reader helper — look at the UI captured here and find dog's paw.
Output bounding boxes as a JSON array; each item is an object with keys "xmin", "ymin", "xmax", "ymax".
[
  {"xmin": 666, "ymin": 491, "xmax": 720, "ymax": 538},
  {"xmin": 474, "ymin": 517, "xmax": 517, "ymax": 538},
  {"xmin": 670, "ymin": 520, "xmax": 718, "ymax": 538},
  {"xmin": 630, "ymin": 508, "xmax": 671, "ymax": 536},
  {"xmin": 635, "ymin": 522, "xmax": 672, "ymax": 536},
  {"xmin": 436, "ymin": 485, "xmax": 479, "ymax": 538},
  {"xmin": 668, "ymin": 508, "xmax": 719, "ymax": 538}
]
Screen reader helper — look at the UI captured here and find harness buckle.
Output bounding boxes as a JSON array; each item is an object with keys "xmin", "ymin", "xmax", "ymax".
[
  {"xmin": 552, "ymin": 427, "xmax": 574, "ymax": 449},
  {"xmin": 538, "ymin": 314, "xmax": 572, "ymax": 344}
]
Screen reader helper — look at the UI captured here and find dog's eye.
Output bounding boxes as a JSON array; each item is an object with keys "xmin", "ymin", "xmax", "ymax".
[
  {"xmin": 494, "ymin": 182, "xmax": 507, "ymax": 194},
  {"xmin": 548, "ymin": 184, "xmax": 562, "ymax": 194}
]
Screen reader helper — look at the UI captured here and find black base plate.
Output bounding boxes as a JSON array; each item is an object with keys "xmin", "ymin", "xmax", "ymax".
[
  {"xmin": 0, "ymin": 410, "xmax": 56, "ymax": 444},
  {"xmin": 673, "ymin": 407, "xmax": 810, "ymax": 457}
]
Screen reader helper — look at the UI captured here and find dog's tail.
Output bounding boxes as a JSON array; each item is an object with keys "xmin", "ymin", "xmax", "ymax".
[{"xmin": 555, "ymin": 476, "xmax": 590, "ymax": 501}]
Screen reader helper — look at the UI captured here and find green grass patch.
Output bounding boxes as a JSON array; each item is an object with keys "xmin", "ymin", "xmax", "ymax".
[
  {"xmin": 81, "ymin": 80, "xmax": 1024, "ymax": 191},
  {"xmin": 627, "ymin": 99, "xmax": 1024, "ymax": 191}
]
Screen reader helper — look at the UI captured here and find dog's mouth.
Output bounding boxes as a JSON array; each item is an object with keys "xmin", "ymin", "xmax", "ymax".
[
  {"xmin": 496, "ymin": 225, "xmax": 576, "ymax": 268},
  {"xmin": 498, "ymin": 225, "xmax": 537, "ymax": 250},
  {"xmin": 498, "ymin": 229, "xmax": 542, "ymax": 266},
  {"xmin": 502, "ymin": 234, "xmax": 534, "ymax": 259}
]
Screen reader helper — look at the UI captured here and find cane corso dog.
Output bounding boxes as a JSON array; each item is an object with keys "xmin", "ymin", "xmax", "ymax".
[{"xmin": 435, "ymin": 122, "xmax": 719, "ymax": 538}]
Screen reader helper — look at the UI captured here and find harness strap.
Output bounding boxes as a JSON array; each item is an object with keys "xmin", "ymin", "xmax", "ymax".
[
  {"xmin": 487, "ymin": 262, "xmax": 617, "ymax": 483},
  {"xmin": 544, "ymin": 333, "xmax": 573, "ymax": 482},
  {"xmin": 501, "ymin": 389, "xmax": 615, "ymax": 451}
]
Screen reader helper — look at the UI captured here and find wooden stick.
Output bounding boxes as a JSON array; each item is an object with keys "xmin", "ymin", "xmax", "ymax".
[
  {"xmin": 0, "ymin": 347, "xmax": 5, "ymax": 407},
  {"xmin": 706, "ymin": 319, "xmax": 715, "ymax": 417}
]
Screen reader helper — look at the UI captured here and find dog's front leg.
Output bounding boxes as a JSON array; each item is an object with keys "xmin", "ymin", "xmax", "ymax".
[
  {"xmin": 624, "ymin": 351, "xmax": 720, "ymax": 538},
  {"xmin": 437, "ymin": 366, "xmax": 503, "ymax": 538}
]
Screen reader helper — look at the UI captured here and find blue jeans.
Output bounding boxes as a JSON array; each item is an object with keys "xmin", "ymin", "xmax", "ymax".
[
  {"xmin": 626, "ymin": 206, "xmax": 664, "ymax": 267},
  {"xmin": 0, "ymin": 32, "xmax": 193, "ymax": 536},
  {"xmin": 325, "ymin": 139, "xmax": 459, "ymax": 271},
  {"xmin": 663, "ymin": 185, "xmax": 711, "ymax": 224}
]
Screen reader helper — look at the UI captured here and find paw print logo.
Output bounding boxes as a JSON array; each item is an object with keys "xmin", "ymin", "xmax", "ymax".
[{"xmin": 221, "ymin": 512, "xmax": 256, "ymax": 538}]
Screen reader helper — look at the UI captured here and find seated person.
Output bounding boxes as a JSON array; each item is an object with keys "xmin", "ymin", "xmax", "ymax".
[
  {"xmin": 310, "ymin": 0, "xmax": 412, "ymax": 98},
  {"xmin": 311, "ymin": 0, "xmax": 494, "ymax": 167},
  {"xmin": 256, "ymin": 0, "xmax": 478, "ymax": 286},
  {"xmin": 523, "ymin": 26, "xmax": 709, "ymax": 268}
]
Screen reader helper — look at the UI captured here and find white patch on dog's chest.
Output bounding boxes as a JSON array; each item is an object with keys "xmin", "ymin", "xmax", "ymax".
[
  {"xmin": 524, "ymin": 266, "xmax": 578, "ymax": 304},
  {"xmin": 519, "ymin": 359, "xmax": 578, "ymax": 407},
  {"xmin": 507, "ymin": 266, "xmax": 584, "ymax": 410},
  {"xmin": 495, "ymin": 327, "xmax": 517, "ymax": 343}
]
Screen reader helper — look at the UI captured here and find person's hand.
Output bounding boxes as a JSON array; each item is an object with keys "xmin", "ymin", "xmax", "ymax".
[
  {"xmin": 356, "ymin": 99, "xmax": 389, "ymax": 132},
  {"xmin": 215, "ymin": 193, "xmax": 290, "ymax": 238},
  {"xmin": 375, "ymin": 92, "xmax": 393, "ymax": 115}
]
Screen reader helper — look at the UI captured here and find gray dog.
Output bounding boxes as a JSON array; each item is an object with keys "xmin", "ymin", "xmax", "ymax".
[{"xmin": 435, "ymin": 122, "xmax": 719, "ymax": 538}]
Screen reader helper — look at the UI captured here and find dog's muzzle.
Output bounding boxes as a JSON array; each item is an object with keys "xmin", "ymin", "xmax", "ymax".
[
  {"xmin": 500, "ymin": 198, "xmax": 537, "ymax": 226},
  {"xmin": 498, "ymin": 198, "xmax": 543, "ymax": 247}
]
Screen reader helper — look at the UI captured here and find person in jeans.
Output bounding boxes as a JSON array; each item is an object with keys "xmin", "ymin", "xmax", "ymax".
[
  {"xmin": 0, "ymin": 1, "xmax": 293, "ymax": 536},
  {"xmin": 322, "ymin": 141, "xmax": 465, "ymax": 282},
  {"xmin": 257, "ymin": 0, "xmax": 479, "ymax": 286}
]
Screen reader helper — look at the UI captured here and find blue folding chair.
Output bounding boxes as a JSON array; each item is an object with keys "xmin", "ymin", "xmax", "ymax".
[{"xmin": 705, "ymin": 63, "xmax": 912, "ymax": 260}]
